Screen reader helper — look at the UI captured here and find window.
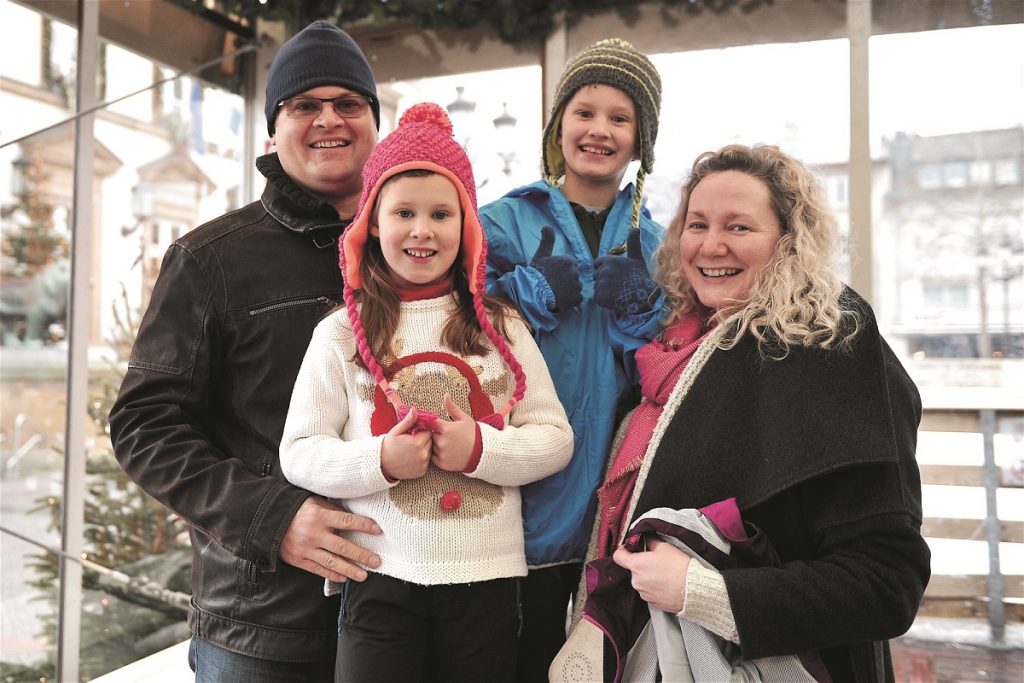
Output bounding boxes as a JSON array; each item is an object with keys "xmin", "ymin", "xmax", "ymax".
[
  {"xmin": 0, "ymin": 4, "xmax": 246, "ymax": 678},
  {"xmin": 994, "ymin": 158, "xmax": 1021, "ymax": 185},
  {"xmin": 917, "ymin": 163, "xmax": 943, "ymax": 189},
  {"xmin": 943, "ymin": 159, "xmax": 969, "ymax": 188},
  {"xmin": 923, "ymin": 281, "xmax": 970, "ymax": 308},
  {"xmin": 969, "ymin": 159, "xmax": 992, "ymax": 185}
]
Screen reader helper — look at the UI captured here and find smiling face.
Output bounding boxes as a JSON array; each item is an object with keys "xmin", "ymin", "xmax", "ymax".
[
  {"xmin": 370, "ymin": 173, "xmax": 463, "ymax": 288},
  {"xmin": 557, "ymin": 84, "xmax": 638, "ymax": 193},
  {"xmin": 680, "ymin": 170, "xmax": 784, "ymax": 311},
  {"xmin": 271, "ymin": 85, "xmax": 377, "ymax": 217}
]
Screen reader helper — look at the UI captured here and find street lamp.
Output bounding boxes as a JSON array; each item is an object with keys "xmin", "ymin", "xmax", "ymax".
[
  {"xmin": 10, "ymin": 155, "xmax": 29, "ymax": 197},
  {"xmin": 446, "ymin": 86, "xmax": 476, "ymax": 150},
  {"xmin": 492, "ymin": 102, "xmax": 517, "ymax": 176}
]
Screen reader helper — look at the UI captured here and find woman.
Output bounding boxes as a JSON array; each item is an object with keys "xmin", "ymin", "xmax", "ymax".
[{"xmin": 554, "ymin": 144, "xmax": 929, "ymax": 683}]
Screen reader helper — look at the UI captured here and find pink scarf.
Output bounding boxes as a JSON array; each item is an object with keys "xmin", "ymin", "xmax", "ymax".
[{"xmin": 595, "ymin": 312, "xmax": 711, "ymax": 558}]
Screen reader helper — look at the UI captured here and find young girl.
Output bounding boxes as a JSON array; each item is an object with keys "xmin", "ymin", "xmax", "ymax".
[
  {"xmin": 280, "ymin": 103, "xmax": 573, "ymax": 681},
  {"xmin": 479, "ymin": 38, "xmax": 664, "ymax": 680}
]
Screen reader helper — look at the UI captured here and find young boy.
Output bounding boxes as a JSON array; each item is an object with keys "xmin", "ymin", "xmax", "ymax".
[{"xmin": 479, "ymin": 38, "xmax": 664, "ymax": 681}]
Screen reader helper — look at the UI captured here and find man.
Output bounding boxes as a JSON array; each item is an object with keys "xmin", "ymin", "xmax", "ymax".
[{"xmin": 109, "ymin": 21, "xmax": 381, "ymax": 682}]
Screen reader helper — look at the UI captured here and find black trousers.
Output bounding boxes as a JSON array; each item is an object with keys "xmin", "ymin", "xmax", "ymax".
[
  {"xmin": 335, "ymin": 573, "xmax": 520, "ymax": 683},
  {"xmin": 515, "ymin": 563, "xmax": 584, "ymax": 683}
]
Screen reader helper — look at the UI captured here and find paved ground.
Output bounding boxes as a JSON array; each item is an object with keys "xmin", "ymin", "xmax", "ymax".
[{"xmin": 893, "ymin": 618, "xmax": 1024, "ymax": 682}]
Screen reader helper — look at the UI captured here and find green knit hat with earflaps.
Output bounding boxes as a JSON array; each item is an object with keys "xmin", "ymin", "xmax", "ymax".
[{"xmin": 542, "ymin": 38, "xmax": 661, "ymax": 231}]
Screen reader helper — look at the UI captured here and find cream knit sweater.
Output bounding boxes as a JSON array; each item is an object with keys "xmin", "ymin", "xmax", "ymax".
[{"xmin": 280, "ymin": 295, "xmax": 573, "ymax": 587}]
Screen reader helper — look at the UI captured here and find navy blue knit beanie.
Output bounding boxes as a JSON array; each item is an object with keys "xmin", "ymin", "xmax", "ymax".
[{"xmin": 265, "ymin": 20, "xmax": 379, "ymax": 135}]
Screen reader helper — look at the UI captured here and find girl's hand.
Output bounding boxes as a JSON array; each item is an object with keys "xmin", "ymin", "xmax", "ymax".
[
  {"xmin": 380, "ymin": 408, "xmax": 431, "ymax": 480},
  {"xmin": 612, "ymin": 537, "xmax": 690, "ymax": 613},
  {"xmin": 431, "ymin": 395, "xmax": 477, "ymax": 472}
]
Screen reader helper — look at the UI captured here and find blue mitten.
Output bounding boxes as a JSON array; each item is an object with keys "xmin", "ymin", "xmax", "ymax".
[
  {"xmin": 530, "ymin": 227, "xmax": 582, "ymax": 312},
  {"xmin": 594, "ymin": 230, "xmax": 658, "ymax": 317}
]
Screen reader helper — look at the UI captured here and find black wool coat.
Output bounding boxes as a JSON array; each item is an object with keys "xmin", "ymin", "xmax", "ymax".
[{"xmin": 629, "ymin": 293, "xmax": 931, "ymax": 683}]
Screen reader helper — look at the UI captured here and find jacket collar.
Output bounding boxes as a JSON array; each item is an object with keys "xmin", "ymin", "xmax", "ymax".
[{"xmin": 256, "ymin": 153, "xmax": 350, "ymax": 243}]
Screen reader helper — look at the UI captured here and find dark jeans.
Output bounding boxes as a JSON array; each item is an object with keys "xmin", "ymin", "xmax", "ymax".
[
  {"xmin": 335, "ymin": 573, "xmax": 520, "ymax": 683},
  {"xmin": 188, "ymin": 635, "xmax": 332, "ymax": 683},
  {"xmin": 516, "ymin": 563, "xmax": 584, "ymax": 683}
]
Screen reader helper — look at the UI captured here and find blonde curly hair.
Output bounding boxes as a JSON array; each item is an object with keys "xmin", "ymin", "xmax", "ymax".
[{"xmin": 653, "ymin": 144, "xmax": 861, "ymax": 355}]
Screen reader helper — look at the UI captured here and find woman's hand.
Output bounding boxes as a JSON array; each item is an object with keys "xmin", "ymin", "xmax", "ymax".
[
  {"xmin": 431, "ymin": 395, "xmax": 477, "ymax": 471},
  {"xmin": 380, "ymin": 408, "xmax": 432, "ymax": 480},
  {"xmin": 612, "ymin": 537, "xmax": 691, "ymax": 613}
]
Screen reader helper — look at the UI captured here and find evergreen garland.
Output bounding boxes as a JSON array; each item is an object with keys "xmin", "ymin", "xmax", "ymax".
[{"xmin": 172, "ymin": 0, "xmax": 779, "ymax": 43}]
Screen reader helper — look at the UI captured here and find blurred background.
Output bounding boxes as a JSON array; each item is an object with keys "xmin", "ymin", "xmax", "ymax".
[{"xmin": 0, "ymin": 1, "xmax": 1021, "ymax": 680}]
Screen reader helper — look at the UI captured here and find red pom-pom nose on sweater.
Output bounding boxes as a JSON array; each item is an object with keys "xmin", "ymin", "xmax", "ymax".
[{"xmin": 440, "ymin": 490, "xmax": 462, "ymax": 511}]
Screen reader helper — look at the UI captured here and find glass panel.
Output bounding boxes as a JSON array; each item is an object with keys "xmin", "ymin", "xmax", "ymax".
[
  {"xmin": 1, "ymin": 4, "xmax": 72, "ymax": 678},
  {"xmin": 872, "ymin": 23, "xmax": 1023, "ymax": 359},
  {"xmin": 385, "ymin": 65, "xmax": 543, "ymax": 208},
  {"xmin": 2, "ymin": 1, "xmax": 246, "ymax": 678}
]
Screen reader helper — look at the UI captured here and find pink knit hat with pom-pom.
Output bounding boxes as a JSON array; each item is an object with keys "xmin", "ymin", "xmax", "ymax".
[{"xmin": 339, "ymin": 103, "xmax": 525, "ymax": 430}]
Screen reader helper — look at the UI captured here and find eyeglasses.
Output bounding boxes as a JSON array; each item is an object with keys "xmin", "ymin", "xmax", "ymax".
[{"xmin": 278, "ymin": 95, "xmax": 374, "ymax": 120}]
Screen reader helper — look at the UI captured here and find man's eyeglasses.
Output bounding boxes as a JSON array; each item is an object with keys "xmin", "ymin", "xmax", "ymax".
[{"xmin": 278, "ymin": 95, "xmax": 374, "ymax": 120}]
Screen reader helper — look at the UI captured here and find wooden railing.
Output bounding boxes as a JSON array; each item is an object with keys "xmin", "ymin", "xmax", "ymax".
[{"xmin": 916, "ymin": 405, "xmax": 1024, "ymax": 628}]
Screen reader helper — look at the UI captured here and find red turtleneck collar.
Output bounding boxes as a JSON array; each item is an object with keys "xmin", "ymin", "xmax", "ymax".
[{"xmin": 396, "ymin": 279, "xmax": 454, "ymax": 301}]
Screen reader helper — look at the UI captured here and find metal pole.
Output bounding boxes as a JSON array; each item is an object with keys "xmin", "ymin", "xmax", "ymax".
[
  {"xmin": 847, "ymin": 0, "xmax": 873, "ymax": 304},
  {"xmin": 541, "ymin": 13, "xmax": 568, "ymax": 131},
  {"xmin": 241, "ymin": 45, "xmax": 259, "ymax": 204},
  {"xmin": 57, "ymin": 1, "xmax": 97, "ymax": 679},
  {"xmin": 980, "ymin": 408, "xmax": 1005, "ymax": 643}
]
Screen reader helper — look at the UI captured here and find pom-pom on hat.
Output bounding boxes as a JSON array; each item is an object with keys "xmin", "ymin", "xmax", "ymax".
[
  {"xmin": 265, "ymin": 20, "xmax": 379, "ymax": 135},
  {"xmin": 339, "ymin": 103, "xmax": 526, "ymax": 430},
  {"xmin": 542, "ymin": 38, "xmax": 661, "ymax": 231}
]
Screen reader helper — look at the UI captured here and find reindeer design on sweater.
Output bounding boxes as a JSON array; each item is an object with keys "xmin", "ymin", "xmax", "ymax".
[{"xmin": 358, "ymin": 339, "xmax": 511, "ymax": 521}]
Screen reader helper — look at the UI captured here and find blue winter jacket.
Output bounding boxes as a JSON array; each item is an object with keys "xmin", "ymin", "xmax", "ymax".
[{"xmin": 480, "ymin": 180, "xmax": 664, "ymax": 566}]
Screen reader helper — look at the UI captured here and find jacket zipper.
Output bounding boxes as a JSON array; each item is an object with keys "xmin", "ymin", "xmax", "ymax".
[{"xmin": 247, "ymin": 295, "xmax": 335, "ymax": 317}]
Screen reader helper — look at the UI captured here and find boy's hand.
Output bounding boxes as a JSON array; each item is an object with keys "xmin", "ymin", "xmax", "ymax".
[
  {"xmin": 431, "ymin": 395, "xmax": 477, "ymax": 472},
  {"xmin": 594, "ymin": 230, "xmax": 657, "ymax": 318},
  {"xmin": 530, "ymin": 227, "xmax": 582, "ymax": 312},
  {"xmin": 380, "ymin": 408, "xmax": 431, "ymax": 480}
]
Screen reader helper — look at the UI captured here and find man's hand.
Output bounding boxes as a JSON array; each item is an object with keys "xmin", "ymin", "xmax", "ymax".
[
  {"xmin": 431, "ymin": 394, "xmax": 477, "ymax": 472},
  {"xmin": 611, "ymin": 537, "xmax": 690, "ymax": 613},
  {"xmin": 280, "ymin": 497, "xmax": 382, "ymax": 583},
  {"xmin": 380, "ymin": 407, "xmax": 432, "ymax": 480}
]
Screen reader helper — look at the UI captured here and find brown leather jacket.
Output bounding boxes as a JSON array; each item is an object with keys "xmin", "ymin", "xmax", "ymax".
[{"xmin": 109, "ymin": 154, "xmax": 348, "ymax": 662}]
